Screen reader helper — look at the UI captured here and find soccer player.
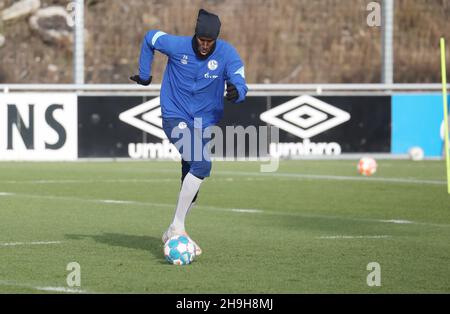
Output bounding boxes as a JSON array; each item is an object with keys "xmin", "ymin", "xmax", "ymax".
[{"xmin": 130, "ymin": 9, "xmax": 248, "ymax": 255}]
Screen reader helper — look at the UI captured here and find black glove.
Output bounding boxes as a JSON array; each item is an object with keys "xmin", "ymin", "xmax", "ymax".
[
  {"xmin": 130, "ymin": 75, "xmax": 152, "ymax": 86},
  {"xmin": 226, "ymin": 82, "xmax": 239, "ymax": 102}
]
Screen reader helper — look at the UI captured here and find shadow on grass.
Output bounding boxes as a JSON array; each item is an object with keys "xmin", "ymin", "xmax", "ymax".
[{"xmin": 65, "ymin": 233, "xmax": 167, "ymax": 264}]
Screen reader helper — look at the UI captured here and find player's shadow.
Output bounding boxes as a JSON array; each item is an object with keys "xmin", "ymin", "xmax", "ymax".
[{"xmin": 65, "ymin": 233, "xmax": 166, "ymax": 264}]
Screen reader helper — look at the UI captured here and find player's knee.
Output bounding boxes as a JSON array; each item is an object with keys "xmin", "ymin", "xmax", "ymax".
[
  {"xmin": 181, "ymin": 159, "xmax": 191, "ymax": 182},
  {"xmin": 202, "ymin": 160, "xmax": 212, "ymax": 177},
  {"xmin": 190, "ymin": 160, "xmax": 212, "ymax": 178}
]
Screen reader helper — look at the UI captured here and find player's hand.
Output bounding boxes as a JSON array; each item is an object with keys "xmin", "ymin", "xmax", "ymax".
[
  {"xmin": 130, "ymin": 75, "xmax": 152, "ymax": 86},
  {"xmin": 226, "ymin": 82, "xmax": 239, "ymax": 102}
]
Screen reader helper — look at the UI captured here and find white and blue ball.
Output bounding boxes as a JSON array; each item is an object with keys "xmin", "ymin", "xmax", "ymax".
[{"xmin": 164, "ymin": 235, "xmax": 196, "ymax": 265}]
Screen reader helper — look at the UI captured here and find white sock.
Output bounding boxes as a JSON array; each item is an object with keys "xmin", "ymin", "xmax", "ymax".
[
  {"xmin": 186, "ymin": 202, "xmax": 195, "ymax": 217},
  {"xmin": 171, "ymin": 173, "xmax": 203, "ymax": 232}
]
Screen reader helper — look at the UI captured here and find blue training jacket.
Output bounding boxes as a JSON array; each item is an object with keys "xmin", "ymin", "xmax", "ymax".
[{"xmin": 138, "ymin": 30, "xmax": 248, "ymax": 127}]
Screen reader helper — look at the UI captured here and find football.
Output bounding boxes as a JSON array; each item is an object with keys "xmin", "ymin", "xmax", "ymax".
[
  {"xmin": 357, "ymin": 157, "xmax": 377, "ymax": 176},
  {"xmin": 408, "ymin": 146, "xmax": 424, "ymax": 161},
  {"xmin": 164, "ymin": 235, "xmax": 196, "ymax": 265}
]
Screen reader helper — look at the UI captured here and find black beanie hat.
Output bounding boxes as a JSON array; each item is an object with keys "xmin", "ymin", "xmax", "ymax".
[{"xmin": 195, "ymin": 9, "xmax": 221, "ymax": 40}]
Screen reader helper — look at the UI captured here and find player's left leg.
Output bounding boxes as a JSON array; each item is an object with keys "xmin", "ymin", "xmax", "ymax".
[{"xmin": 161, "ymin": 119, "xmax": 211, "ymax": 255}]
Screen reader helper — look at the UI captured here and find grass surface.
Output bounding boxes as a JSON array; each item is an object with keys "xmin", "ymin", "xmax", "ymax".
[{"xmin": 0, "ymin": 160, "xmax": 449, "ymax": 293}]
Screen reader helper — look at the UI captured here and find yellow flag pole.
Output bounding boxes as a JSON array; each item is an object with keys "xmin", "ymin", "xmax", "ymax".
[{"xmin": 440, "ymin": 38, "xmax": 450, "ymax": 194}]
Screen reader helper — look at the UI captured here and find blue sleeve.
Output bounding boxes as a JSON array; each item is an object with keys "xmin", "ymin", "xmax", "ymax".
[
  {"xmin": 138, "ymin": 30, "xmax": 178, "ymax": 81},
  {"xmin": 225, "ymin": 45, "xmax": 248, "ymax": 103}
]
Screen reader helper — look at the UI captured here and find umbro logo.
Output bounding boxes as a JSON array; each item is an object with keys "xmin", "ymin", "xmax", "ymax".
[
  {"xmin": 119, "ymin": 97, "xmax": 167, "ymax": 139},
  {"xmin": 260, "ymin": 95, "xmax": 351, "ymax": 139}
]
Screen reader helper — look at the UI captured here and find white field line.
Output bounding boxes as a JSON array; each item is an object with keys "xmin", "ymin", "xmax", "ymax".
[
  {"xmin": 0, "ymin": 178, "xmax": 178, "ymax": 184},
  {"xmin": 35, "ymin": 286, "xmax": 86, "ymax": 293},
  {"xmin": 0, "ymin": 170, "xmax": 444, "ymax": 186},
  {"xmin": 231, "ymin": 208, "xmax": 264, "ymax": 213},
  {"xmin": 379, "ymin": 219, "xmax": 413, "ymax": 224},
  {"xmin": 197, "ymin": 205, "xmax": 450, "ymax": 229},
  {"xmin": 0, "ymin": 280, "xmax": 87, "ymax": 293},
  {"xmin": 0, "ymin": 241, "xmax": 62, "ymax": 247},
  {"xmin": 0, "ymin": 191, "xmax": 173, "ymax": 208},
  {"xmin": 0, "ymin": 177, "xmax": 265, "ymax": 185},
  {"xmin": 317, "ymin": 235, "xmax": 391, "ymax": 239},
  {"xmin": 1, "ymin": 191, "xmax": 449, "ymax": 229},
  {"xmin": 118, "ymin": 168, "xmax": 446, "ymax": 186},
  {"xmin": 100, "ymin": 200, "xmax": 135, "ymax": 204},
  {"xmin": 213, "ymin": 170, "xmax": 447, "ymax": 186}
]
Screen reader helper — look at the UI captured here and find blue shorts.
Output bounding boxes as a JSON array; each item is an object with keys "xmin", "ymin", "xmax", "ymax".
[{"xmin": 162, "ymin": 118, "xmax": 212, "ymax": 178}]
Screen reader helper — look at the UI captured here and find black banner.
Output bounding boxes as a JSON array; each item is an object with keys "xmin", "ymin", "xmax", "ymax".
[
  {"xmin": 267, "ymin": 96, "xmax": 391, "ymax": 154},
  {"xmin": 78, "ymin": 96, "xmax": 160, "ymax": 158},
  {"xmin": 78, "ymin": 95, "xmax": 391, "ymax": 158}
]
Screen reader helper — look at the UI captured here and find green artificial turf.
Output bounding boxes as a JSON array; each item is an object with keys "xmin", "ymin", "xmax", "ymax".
[{"xmin": 0, "ymin": 160, "xmax": 449, "ymax": 293}]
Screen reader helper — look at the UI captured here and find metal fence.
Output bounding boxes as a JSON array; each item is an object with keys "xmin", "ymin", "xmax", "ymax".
[{"xmin": 0, "ymin": 83, "xmax": 448, "ymax": 96}]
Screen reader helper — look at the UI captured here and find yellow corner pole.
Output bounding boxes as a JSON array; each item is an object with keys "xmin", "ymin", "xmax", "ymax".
[{"xmin": 441, "ymin": 38, "xmax": 450, "ymax": 194}]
